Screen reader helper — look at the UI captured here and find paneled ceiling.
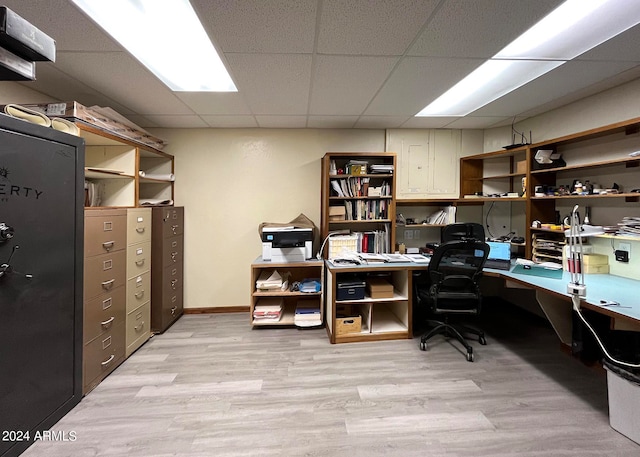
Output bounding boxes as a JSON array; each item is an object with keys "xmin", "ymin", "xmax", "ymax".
[{"xmin": 3, "ymin": 0, "xmax": 640, "ymax": 130}]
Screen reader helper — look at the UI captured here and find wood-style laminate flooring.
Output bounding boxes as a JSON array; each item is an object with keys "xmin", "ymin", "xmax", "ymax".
[{"xmin": 23, "ymin": 301, "xmax": 640, "ymax": 457}]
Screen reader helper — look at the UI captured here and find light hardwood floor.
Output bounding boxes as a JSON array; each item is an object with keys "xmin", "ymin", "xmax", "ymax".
[{"xmin": 23, "ymin": 302, "xmax": 640, "ymax": 457}]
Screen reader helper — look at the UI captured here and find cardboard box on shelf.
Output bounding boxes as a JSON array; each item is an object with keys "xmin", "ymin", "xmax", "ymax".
[
  {"xmin": 20, "ymin": 101, "xmax": 168, "ymax": 150},
  {"xmin": 366, "ymin": 277, "xmax": 394, "ymax": 299}
]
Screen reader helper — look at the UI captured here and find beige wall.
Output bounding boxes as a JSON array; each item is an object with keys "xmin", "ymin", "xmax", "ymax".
[{"xmin": 154, "ymin": 128, "xmax": 384, "ymax": 308}]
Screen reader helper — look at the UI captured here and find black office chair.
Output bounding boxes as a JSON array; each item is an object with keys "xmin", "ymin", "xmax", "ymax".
[
  {"xmin": 441, "ymin": 222, "xmax": 485, "ymax": 243},
  {"xmin": 416, "ymin": 239, "xmax": 490, "ymax": 362}
]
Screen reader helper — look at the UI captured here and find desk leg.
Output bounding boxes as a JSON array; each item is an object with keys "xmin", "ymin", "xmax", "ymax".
[{"xmin": 536, "ymin": 291, "xmax": 573, "ymax": 346}]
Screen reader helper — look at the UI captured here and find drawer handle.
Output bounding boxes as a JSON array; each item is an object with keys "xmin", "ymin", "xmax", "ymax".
[
  {"xmin": 171, "ymin": 225, "xmax": 178, "ymax": 234},
  {"xmin": 135, "ymin": 290, "xmax": 144, "ymax": 299},
  {"xmin": 101, "ymin": 279, "xmax": 115, "ymax": 290},
  {"xmin": 135, "ymin": 259, "xmax": 145, "ymax": 266},
  {"xmin": 101, "ymin": 316, "xmax": 115, "ymax": 328},
  {"xmin": 171, "ymin": 279, "xmax": 178, "ymax": 289},
  {"xmin": 101, "ymin": 354, "xmax": 115, "ymax": 367},
  {"xmin": 134, "ymin": 321, "xmax": 145, "ymax": 332},
  {"xmin": 136, "ymin": 227, "xmax": 145, "ymax": 233},
  {"xmin": 171, "ymin": 306, "xmax": 177, "ymax": 315},
  {"xmin": 171, "ymin": 252, "xmax": 178, "ymax": 260},
  {"xmin": 102, "ymin": 241, "xmax": 114, "ymax": 251}
]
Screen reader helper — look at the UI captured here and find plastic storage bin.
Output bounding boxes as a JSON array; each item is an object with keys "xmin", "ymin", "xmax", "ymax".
[{"xmin": 604, "ymin": 360, "xmax": 640, "ymax": 445}]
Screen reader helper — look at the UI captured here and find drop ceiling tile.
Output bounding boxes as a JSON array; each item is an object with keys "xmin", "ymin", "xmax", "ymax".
[
  {"xmin": 577, "ymin": 24, "xmax": 640, "ymax": 62},
  {"xmin": 201, "ymin": 115, "xmax": 258, "ymax": 128},
  {"xmin": 176, "ymin": 92, "xmax": 252, "ymax": 115},
  {"xmin": 308, "ymin": 116, "xmax": 359, "ymax": 129},
  {"xmin": 354, "ymin": 116, "xmax": 411, "ymax": 129},
  {"xmin": 409, "ymin": 0, "xmax": 563, "ymax": 58},
  {"xmin": 255, "ymin": 115, "xmax": 307, "ymax": 128},
  {"xmin": 1, "ymin": 0, "xmax": 122, "ymax": 52},
  {"xmin": 53, "ymin": 52, "xmax": 194, "ymax": 116},
  {"xmin": 400, "ymin": 117, "xmax": 463, "ymax": 129},
  {"xmin": 444, "ymin": 116, "xmax": 513, "ymax": 130},
  {"xmin": 309, "ymin": 55, "xmax": 398, "ymax": 115},
  {"xmin": 225, "ymin": 53, "xmax": 312, "ymax": 115},
  {"xmin": 317, "ymin": 0, "xmax": 440, "ymax": 55},
  {"xmin": 193, "ymin": 0, "xmax": 317, "ymax": 53},
  {"xmin": 365, "ymin": 56, "xmax": 484, "ymax": 116},
  {"xmin": 143, "ymin": 115, "xmax": 209, "ymax": 128}
]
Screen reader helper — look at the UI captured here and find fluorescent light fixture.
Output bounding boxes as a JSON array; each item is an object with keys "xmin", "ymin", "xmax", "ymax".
[
  {"xmin": 417, "ymin": 0, "xmax": 640, "ymax": 116},
  {"xmin": 417, "ymin": 60, "xmax": 563, "ymax": 117},
  {"xmin": 71, "ymin": 0, "xmax": 237, "ymax": 92}
]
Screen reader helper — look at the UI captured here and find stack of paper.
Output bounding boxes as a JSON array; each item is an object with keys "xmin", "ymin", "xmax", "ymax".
[
  {"xmin": 369, "ymin": 164, "xmax": 394, "ymax": 173},
  {"xmin": 256, "ymin": 270, "xmax": 288, "ymax": 291},
  {"xmin": 253, "ymin": 297, "xmax": 283, "ymax": 323},
  {"xmin": 294, "ymin": 299, "xmax": 322, "ymax": 327},
  {"xmin": 617, "ymin": 217, "xmax": 640, "ymax": 236}
]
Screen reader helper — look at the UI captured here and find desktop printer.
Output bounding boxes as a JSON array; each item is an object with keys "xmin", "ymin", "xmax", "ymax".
[{"xmin": 262, "ymin": 227, "xmax": 313, "ymax": 262}]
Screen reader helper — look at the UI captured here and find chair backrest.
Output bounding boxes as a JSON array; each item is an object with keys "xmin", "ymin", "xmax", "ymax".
[
  {"xmin": 441, "ymin": 222, "xmax": 485, "ymax": 243},
  {"xmin": 426, "ymin": 240, "xmax": 490, "ymax": 314}
]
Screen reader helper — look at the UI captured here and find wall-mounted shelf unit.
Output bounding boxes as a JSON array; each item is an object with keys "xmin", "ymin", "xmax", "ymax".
[
  {"xmin": 78, "ymin": 122, "xmax": 174, "ymax": 208},
  {"xmin": 459, "ymin": 117, "xmax": 640, "ymax": 259}
]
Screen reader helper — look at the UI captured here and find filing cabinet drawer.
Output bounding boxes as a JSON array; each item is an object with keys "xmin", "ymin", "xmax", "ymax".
[
  {"xmin": 83, "ymin": 286, "xmax": 126, "ymax": 344},
  {"xmin": 126, "ymin": 302, "xmax": 151, "ymax": 356},
  {"xmin": 83, "ymin": 322, "xmax": 125, "ymax": 390},
  {"xmin": 161, "ymin": 236, "xmax": 183, "ymax": 268},
  {"xmin": 84, "ymin": 250, "xmax": 126, "ymax": 301},
  {"xmin": 127, "ymin": 208, "xmax": 151, "ymax": 244},
  {"xmin": 126, "ymin": 241, "xmax": 151, "ymax": 277},
  {"xmin": 154, "ymin": 206, "xmax": 184, "ymax": 238},
  {"xmin": 126, "ymin": 271, "xmax": 151, "ymax": 312},
  {"xmin": 152, "ymin": 288, "xmax": 183, "ymax": 333},
  {"xmin": 85, "ymin": 210, "xmax": 127, "ymax": 257},
  {"xmin": 162, "ymin": 262, "xmax": 183, "ymax": 295},
  {"xmin": 163, "ymin": 289, "xmax": 183, "ymax": 321}
]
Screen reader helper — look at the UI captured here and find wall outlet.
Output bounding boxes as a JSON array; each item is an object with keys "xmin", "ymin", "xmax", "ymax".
[
  {"xmin": 403, "ymin": 230, "xmax": 413, "ymax": 240},
  {"xmin": 414, "ymin": 230, "xmax": 421, "ymax": 240},
  {"xmin": 615, "ymin": 250, "xmax": 629, "ymax": 263},
  {"xmin": 619, "ymin": 242, "xmax": 631, "ymax": 253}
]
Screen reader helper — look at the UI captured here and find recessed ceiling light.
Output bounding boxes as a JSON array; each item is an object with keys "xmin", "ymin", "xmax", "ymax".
[
  {"xmin": 71, "ymin": 0, "xmax": 237, "ymax": 92},
  {"xmin": 417, "ymin": 0, "xmax": 640, "ymax": 117}
]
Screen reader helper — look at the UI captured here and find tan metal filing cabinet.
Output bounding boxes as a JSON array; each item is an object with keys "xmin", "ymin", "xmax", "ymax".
[
  {"xmin": 125, "ymin": 208, "xmax": 152, "ymax": 356},
  {"xmin": 151, "ymin": 206, "xmax": 185, "ymax": 333},
  {"xmin": 83, "ymin": 209, "xmax": 127, "ymax": 394}
]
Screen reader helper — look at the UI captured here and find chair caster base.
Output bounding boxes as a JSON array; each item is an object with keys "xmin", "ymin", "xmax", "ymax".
[{"xmin": 466, "ymin": 348, "xmax": 474, "ymax": 362}]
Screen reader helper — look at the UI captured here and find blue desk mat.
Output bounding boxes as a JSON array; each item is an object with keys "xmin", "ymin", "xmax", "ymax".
[{"xmin": 512, "ymin": 263, "xmax": 564, "ymax": 279}]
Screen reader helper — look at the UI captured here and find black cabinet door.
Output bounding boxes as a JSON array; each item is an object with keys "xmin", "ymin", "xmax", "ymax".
[{"xmin": 0, "ymin": 117, "xmax": 83, "ymax": 457}]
